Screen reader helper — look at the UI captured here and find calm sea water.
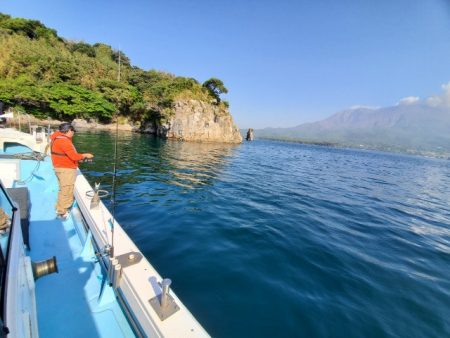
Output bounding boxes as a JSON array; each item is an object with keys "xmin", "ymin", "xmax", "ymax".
[{"xmin": 74, "ymin": 132, "xmax": 450, "ymax": 338}]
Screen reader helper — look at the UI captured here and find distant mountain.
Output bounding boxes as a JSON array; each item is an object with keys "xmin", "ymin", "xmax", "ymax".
[{"xmin": 255, "ymin": 104, "xmax": 450, "ymax": 157}]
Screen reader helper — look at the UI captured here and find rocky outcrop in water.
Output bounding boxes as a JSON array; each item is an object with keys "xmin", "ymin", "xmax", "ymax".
[
  {"xmin": 142, "ymin": 99, "xmax": 242, "ymax": 143},
  {"xmin": 246, "ymin": 128, "xmax": 254, "ymax": 141}
]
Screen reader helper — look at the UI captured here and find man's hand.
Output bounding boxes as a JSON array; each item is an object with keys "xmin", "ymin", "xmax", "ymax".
[{"xmin": 83, "ymin": 153, "xmax": 94, "ymax": 159}]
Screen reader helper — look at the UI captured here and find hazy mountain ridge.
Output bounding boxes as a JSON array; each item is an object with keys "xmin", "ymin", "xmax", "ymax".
[{"xmin": 255, "ymin": 104, "xmax": 450, "ymax": 157}]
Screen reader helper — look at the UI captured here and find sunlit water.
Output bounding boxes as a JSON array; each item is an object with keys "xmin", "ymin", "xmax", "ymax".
[{"xmin": 74, "ymin": 132, "xmax": 450, "ymax": 338}]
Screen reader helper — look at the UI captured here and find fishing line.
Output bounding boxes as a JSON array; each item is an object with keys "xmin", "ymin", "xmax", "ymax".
[
  {"xmin": 110, "ymin": 48, "xmax": 121, "ymax": 257},
  {"xmin": 110, "ymin": 114, "xmax": 119, "ymax": 257}
]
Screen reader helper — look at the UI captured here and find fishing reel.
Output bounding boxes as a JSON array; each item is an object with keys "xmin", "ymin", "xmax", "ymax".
[{"xmin": 85, "ymin": 182, "xmax": 109, "ymax": 209}]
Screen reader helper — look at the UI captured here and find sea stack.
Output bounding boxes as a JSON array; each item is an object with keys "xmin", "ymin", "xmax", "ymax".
[{"xmin": 246, "ymin": 128, "xmax": 254, "ymax": 141}]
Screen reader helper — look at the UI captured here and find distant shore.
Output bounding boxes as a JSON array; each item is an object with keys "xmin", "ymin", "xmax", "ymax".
[
  {"xmin": 255, "ymin": 136, "xmax": 338, "ymax": 147},
  {"xmin": 255, "ymin": 136, "xmax": 450, "ymax": 160}
]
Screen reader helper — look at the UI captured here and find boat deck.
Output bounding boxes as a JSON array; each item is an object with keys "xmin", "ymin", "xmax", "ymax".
[
  {"xmin": 0, "ymin": 129, "xmax": 210, "ymax": 338},
  {"xmin": 2, "ymin": 146, "xmax": 135, "ymax": 337}
]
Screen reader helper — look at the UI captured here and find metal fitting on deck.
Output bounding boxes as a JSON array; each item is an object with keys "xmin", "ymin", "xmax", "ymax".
[
  {"xmin": 113, "ymin": 263, "xmax": 122, "ymax": 290},
  {"xmin": 86, "ymin": 183, "xmax": 109, "ymax": 209},
  {"xmin": 108, "ymin": 257, "xmax": 118, "ymax": 286},
  {"xmin": 32, "ymin": 256, "xmax": 58, "ymax": 280},
  {"xmin": 161, "ymin": 279, "xmax": 171, "ymax": 308},
  {"xmin": 149, "ymin": 278, "xmax": 180, "ymax": 321}
]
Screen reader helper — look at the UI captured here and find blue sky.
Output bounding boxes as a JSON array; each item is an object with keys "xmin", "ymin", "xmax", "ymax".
[{"xmin": 1, "ymin": 0, "xmax": 450, "ymax": 128}]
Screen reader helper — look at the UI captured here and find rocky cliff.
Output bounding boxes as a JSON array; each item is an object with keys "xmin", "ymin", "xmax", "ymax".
[
  {"xmin": 143, "ymin": 99, "xmax": 242, "ymax": 143},
  {"xmin": 6, "ymin": 100, "xmax": 243, "ymax": 144}
]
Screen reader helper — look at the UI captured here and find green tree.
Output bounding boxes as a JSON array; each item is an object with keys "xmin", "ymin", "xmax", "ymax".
[
  {"xmin": 69, "ymin": 42, "xmax": 96, "ymax": 57},
  {"xmin": 202, "ymin": 77, "xmax": 228, "ymax": 103},
  {"xmin": 44, "ymin": 83, "xmax": 116, "ymax": 120},
  {"xmin": 0, "ymin": 14, "xmax": 57, "ymax": 40},
  {"xmin": 0, "ymin": 13, "xmax": 233, "ymax": 125},
  {"xmin": 96, "ymin": 79, "xmax": 142, "ymax": 115},
  {"xmin": 0, "ymin": 76, "xmax": 45, "ymax": 108}
]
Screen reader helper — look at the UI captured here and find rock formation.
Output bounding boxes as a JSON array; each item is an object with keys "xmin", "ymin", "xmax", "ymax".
[
  {"xmin": 142, "ymin": 99, "xmax": 242, "ymax": 143},
  {"xmin": 246, "ymin": 128, "xmax": 254, "ymax": 141},
  {"xmin": 7, "ymin": 100, "xmax": 242, "ymax": 144},
  {"xmin": 72, "ymin": 118, "xmax": 136, "ymax": 131}
]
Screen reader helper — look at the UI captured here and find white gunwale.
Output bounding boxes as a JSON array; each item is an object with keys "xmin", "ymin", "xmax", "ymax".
[{"xmin": 74, "ymin": 173, "xmax": 209, "ymax": 337}]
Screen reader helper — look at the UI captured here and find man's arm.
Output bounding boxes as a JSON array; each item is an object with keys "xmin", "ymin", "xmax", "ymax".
[{"xmin": 60, "ymin": 139, "xmax": 85, "ymax": 162}]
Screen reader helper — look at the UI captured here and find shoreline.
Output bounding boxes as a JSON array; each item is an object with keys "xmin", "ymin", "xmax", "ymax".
[
  {"xmin": 3, "ymin": 115, "xmax": 242, "ymax": 144},
  {"xmin": 6, "ymin": 115, "xmax": 136, "ymax": 132}
]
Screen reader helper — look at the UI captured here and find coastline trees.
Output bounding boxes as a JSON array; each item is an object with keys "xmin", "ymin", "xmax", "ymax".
[
  {"xmin": 202, "ymin": 78, "xmax": 228, "ymax": 103},
  {"xmin": 0, "ymin": 13, "xmax": 229, "ymax": 123}
]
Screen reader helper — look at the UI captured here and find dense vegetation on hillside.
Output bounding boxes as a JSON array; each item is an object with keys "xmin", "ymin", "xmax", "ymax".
[{"xmin": 0, "ymin": 13, "xmax": 229, "ymax": 124}]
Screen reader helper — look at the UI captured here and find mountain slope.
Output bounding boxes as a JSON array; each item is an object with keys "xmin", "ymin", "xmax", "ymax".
[{"xmin": 256, "ymin": 104, "xmax": 450, "ymax": 156}]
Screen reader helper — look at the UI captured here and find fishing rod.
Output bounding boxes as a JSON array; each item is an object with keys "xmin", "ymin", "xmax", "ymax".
[
  {"xmin": 110, "ymin": 48, "xmax": 121, "ymax": 258},
  {"xmin": 110, "ymin": 114, "xmax": 119, "ymax": 257}
]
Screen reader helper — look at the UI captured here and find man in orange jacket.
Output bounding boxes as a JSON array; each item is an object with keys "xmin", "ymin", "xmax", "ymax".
[{"xmin": 51, "ymin": 122, "xmax": 94, "ymax": 219}]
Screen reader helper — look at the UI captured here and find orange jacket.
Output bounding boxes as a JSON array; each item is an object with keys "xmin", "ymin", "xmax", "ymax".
[{"xmin": 50, "ymin": 131, "xmax": 84, "ymax": 168}]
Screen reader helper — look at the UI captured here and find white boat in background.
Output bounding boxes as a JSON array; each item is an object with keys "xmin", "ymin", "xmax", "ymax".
[{"xmin": 0, "ymin": 125, "xmax": 210, "ymax": 337}]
